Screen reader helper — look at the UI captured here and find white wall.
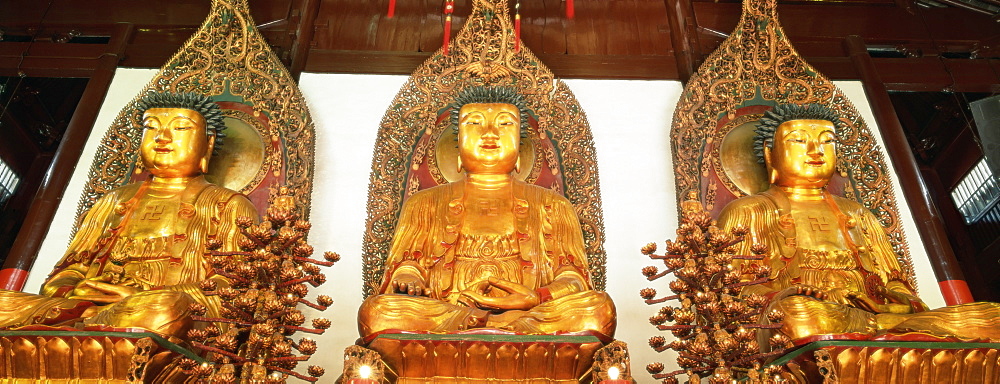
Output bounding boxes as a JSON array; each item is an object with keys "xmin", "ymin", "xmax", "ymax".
[{"xmin": 29, "ymin": 69, "xmax": 945, "ymax": 382}]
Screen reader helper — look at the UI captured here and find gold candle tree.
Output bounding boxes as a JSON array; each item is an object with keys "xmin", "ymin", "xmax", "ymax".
[
  {"xmin": 640, "ymin": 195, "xmax": 793, "ymax": 383},
  {"xmin": 178, "ymin": 189, "xmax": 340, "ymax": 383}
]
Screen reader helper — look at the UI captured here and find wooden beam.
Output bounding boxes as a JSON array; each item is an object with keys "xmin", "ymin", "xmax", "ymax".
[
  {"xmin": 304, "ymin": 49, "xmax": 679, "ymax": 79},
  {"xmin": 664, "ymin": 0, "xmax": 699, "ymax": 82},
  {"xmin": 289, "ymin": 0, "xmax": 321, "ymax": 80}
]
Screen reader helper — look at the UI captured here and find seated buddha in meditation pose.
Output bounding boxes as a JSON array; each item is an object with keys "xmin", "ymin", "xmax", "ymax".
[
  {"xmin": 0, "ymin": 92, "xmax": 258, "ymax": 338},
  {"xmin": 358, "ymin": 86, "xmax": 616, "ymax": 338},
  {"xmin": 717, "ymin": 103, "xmax": 1000, "ymax": 341}
]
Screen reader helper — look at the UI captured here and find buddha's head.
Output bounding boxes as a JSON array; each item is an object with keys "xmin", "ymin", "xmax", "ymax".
[
  {"xmin": 135, "ymin": 92, "xmax": 225, "ymax": 178},
  {"xmin": 753, "ymin": 103, "xmax": 841, "ymax": 189},
  {"xmin": 451, "ymin": 86, "xmax": 530, "ymax": 175}
]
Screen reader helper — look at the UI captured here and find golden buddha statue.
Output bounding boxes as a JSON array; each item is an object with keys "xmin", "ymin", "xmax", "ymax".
[
  {"xmin": 358, "ymin": 87, "xmax": 616, "ymax": 338},
  {"xmin": 0, "ymin": 92, "xmax": 258, "ymax": 338},
  {"xmin": 717, "ymin": 103, "xmax": 1000, "ymax": 341}
]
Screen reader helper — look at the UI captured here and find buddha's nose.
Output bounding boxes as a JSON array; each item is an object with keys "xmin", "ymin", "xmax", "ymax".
[
  {"xmin": 483, "ymin": 126, "xmax": 499, "ymax": 138},
  {"xmin": 155, "ymin": 128, "xmax": 172, "ymax": 143},
  {"xmin": 807, "ymin": 139, "xmax": 822, "ymax": 156}
]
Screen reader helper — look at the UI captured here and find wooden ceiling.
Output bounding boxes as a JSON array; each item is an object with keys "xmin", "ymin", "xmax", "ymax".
[{"xmin": 0, "ymin": 0, "xmax": 998, "ymax": 86}]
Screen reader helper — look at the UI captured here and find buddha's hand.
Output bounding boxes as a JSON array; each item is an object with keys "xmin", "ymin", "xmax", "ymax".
[
  {"xmin": 70, "ymin": 275, "xmax": 132, "ymax": 298},
  {"xmin": 390, "ymin": 274, "xmax": 428, "ymax": 296},
  {"xmin": 856, "ymin": 286, "xmax": 928, "ymax": 314},
  {"xmin": 70, "ymin": 278, "xmax": 106, "ymax": 298},
  {"xmin": 845, "ymin": 291, "xmax": 911, "ymax": 314},
  {"xmin": 772, "ymin": 285, "xmax": 828, "ymax": 302},
  {"xmin": 68, "ymin": 280, "xmax": 139, "ymax": 304},
  {"xmin": 460, "ymin": 277, "xmax": 540, "ymax": 311}
]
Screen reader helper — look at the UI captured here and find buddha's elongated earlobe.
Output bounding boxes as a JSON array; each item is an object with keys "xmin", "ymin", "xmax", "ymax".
[
  {"xmin": 764, "ymin": 145, "xmax": 778, "ymax": 184},
  {"xmin": 201, "ymin": 134, "xmax": 216, "ymax": 174}
]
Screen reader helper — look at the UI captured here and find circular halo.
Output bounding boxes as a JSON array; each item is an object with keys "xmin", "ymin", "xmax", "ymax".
[
  {"xmin": 205, "ymin": 116, "xmax": 266, "ymax": 192},
  {"xmin": 434, "ymin": 129, "xmax": 536, "ymax": 182},
  {"xmin": 719, "ymin": 119, "xmax": 769, "ymax": 195}
]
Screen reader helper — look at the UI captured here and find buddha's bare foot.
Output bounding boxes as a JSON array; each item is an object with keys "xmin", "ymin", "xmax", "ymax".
[{"xmin": 486, "ymin": 310, "xmax": 528, "ymax": 329}]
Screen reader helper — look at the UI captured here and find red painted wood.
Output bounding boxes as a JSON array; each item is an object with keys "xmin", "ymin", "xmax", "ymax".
[
  {"xmin": 0, "ymin": 268, "xmax": 29, "ymax": 291},
  {"xmin": 938, "ymin": 279, "xmax": 974, "ymax": 305}
]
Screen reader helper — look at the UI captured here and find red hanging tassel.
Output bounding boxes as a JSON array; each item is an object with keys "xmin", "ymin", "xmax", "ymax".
[
  {"xmin": 514, "ymin": 2, "xmax": 521, "ymax": 52},
  {"xmin": 566, "ymin": 0, "xmax": 574, "ymax": 19},
  {"xmin": 443, "ymin": 0, "xmax": 455, "ymax": 55},
  {"xmin": 388, "ymin": 0, "xmax": 396, "ymax": 18}
]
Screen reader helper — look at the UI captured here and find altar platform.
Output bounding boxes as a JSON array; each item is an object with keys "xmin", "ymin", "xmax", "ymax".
[
  {"xmin": 773, "ymin": 337, "xmax": 1000, "ymax": 383},
  {"xmin": 0, "ymin": 326, "xmax": 204, "ymax": 383},
  {"xmin": 364, "ymin": 331, "xmax": 610, "ymax": 384}
]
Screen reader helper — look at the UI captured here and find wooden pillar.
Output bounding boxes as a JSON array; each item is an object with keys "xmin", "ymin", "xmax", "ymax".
[
  {"xmin": 664, "ymin": 0, "xmax": 699, "ymax": 83},
  {"xmin": 844, "ymin": 34, "xmax": 973, "ymax": 305},
  {"xmin": 0, "ymin": 23, "xmax": 134, "ymax": 291},
  {"xmin": 288, "ymin": 0, "xmax": 321, "ymax": 81}
]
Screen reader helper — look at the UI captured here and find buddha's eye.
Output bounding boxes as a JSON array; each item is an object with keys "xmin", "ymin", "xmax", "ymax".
[
  {"xmin": 462, "ymin": 116, "xmax": 483, "ymax": 126},
  {"xmin": 171, "ymin": 117, "xmax": 197, "ymax": 131},
  {"xmin": 819, "ymin": 133, "xmax": 836, "ymax": 144},
  {"xmin": 784, "ymin": 131, "xmax": 807, "ymax": 143}
]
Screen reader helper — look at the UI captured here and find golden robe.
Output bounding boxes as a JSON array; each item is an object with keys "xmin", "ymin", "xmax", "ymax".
[
  {"xmin": 359, "ymin": 179, "xmax": 616, "ymax": 337},
  {"xmin": 0, "ymin": 179, "xmax": 257, "ymax": 337},
  {"xmin": 718, "ymin": 186, "xmax": 1000, "ymax": 341}
]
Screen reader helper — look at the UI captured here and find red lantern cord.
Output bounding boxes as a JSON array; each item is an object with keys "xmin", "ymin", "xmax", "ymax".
[
  {"xmin": 388, "ymin": 0, "xmax": 396, "ymax": 18},
  {"xmin": 443, "ymin": 0, "xmax": 455, "ymax": 55},
  {"xmin": 515, "ymin": 2, "xmax": 521, "ymax": 52},
  {"xmin": 566, "ymin": 0, "xmax": 574, "ymax": 19}
]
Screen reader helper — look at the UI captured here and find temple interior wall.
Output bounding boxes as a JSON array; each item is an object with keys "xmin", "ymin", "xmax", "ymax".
[{"xmin": 28, "ymin": 68, "xmax": 946, "ymax": 381}]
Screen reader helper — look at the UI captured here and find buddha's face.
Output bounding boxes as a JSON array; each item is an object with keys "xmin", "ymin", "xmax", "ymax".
[
  {"xmin": 140, "ymin": 108, "xmax": 214, "ymax": 178},
  {"xmin": 457, "ymin": 102, "xmax": 520, "ymax": 174},
  {"xmin": 765, "ymin": 119, "xmax": 837, "ymax": 188}
]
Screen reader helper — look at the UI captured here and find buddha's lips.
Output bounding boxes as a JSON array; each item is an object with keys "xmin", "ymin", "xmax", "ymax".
[
  {"xmin": 154, "ymin": 147, "xmax": 173, "ymax": 153},
  {"xmin": 806, "ymin": 160, "xmax": 825, "ymax": 165},
  {"xmin": 480, "ymin": 143, "xmax": 499, "ymax": 149}
]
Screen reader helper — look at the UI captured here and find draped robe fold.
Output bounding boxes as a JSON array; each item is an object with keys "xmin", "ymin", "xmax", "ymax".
[
  {"xmin": 717, "ymin": 186, "xmax": 1000, "ymax": 341},
  {"xmin": 359, "ymin": 179, "xmax": 615, "ymax": 338},
  {"xmin": 0, "ymin": 179, "xmax": 257, "ymax": 337}
]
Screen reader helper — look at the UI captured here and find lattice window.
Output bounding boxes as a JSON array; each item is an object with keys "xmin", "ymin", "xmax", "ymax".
[
  {"xmin": 951, "ymin": 158, "xmax": 1000, "ymax": 224},
  {"xmin": 0, "ymin": 158, "xmax": 19, "ymax": 207}
]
